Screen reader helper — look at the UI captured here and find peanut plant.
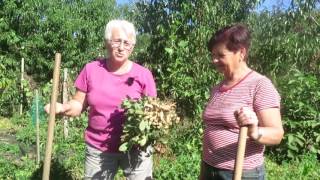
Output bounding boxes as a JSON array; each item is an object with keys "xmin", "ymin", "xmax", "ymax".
[{"xmin": 120, "ymin": 96, "xmax": 180, "ymax": 153}]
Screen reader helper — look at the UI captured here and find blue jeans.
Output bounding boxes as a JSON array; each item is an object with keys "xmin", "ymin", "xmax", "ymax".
[
  {"xmin": 201, "ymin": 161, "xmax": 265, "ymax": 180},
  {"xmin": 84, "ymin": 144, "xmax": 153, "ymax": 180}
]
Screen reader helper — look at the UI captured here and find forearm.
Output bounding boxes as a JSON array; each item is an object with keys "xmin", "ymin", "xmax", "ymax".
[
  {"xmin": 238, "ymin": 108, "xmax": 284, "ymax": 145},
  {"xmin": 44, "ymin": 90, "xmax": 87, "ymax": 117},
  {"xmin": 252, "ymin": 126, "xmax": 284, "ymax": 145},
  {"xmin": 63, "ymin": 99, "xmax": 84, "ymax": 117}
]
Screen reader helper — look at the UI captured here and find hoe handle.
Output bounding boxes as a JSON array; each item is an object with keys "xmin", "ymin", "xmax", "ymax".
[{"xmin": 233, "ymin": 126, "xmax": 248, "ymax": 180}]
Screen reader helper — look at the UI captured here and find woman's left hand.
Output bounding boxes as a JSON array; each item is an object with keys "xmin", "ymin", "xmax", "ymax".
[{"xmin": 234, "ymin": 107, "xmax": 260, "ymax": 140}]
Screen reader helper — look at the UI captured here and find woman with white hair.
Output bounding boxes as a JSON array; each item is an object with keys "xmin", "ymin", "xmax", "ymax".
[{"xmin": 45, "ymin": 19, "xmax": 156, "ymax": 180}]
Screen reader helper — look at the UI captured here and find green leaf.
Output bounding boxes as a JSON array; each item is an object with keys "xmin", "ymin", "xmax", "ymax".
[
  {"xmin": 165, "ymin": 48, "xmax": 174, "ymax": 55},
  {"xmin": 139, "ymin": 135, "xmax": 147, "ymax": 146},
  {"xmin": 136, "ymin": 110, "xmax": 144, "ymax": 115},
  {"xmin": 178, "ymin": 40, "xmax": 188, "ymax": 48},
  {"xmin": 139, "ymin": 120, "xmax": 148, "ymax": 131},
  {"xmin": 119, "ymin": 142, "xmax": 128, "ymax": 152}
]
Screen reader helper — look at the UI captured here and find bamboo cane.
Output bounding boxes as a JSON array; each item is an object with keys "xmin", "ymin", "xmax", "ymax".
[
  {"xmin": 42, "ymin": 53, "xmax": 61, "ymax": 180},
  {"xmin": 233, "ymin": 126, "xmax": 248, "ymax": 180}
]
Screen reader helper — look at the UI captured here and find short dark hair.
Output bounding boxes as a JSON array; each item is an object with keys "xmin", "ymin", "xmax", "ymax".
[{"xmin": 207, "ymin": 24, "xmax": 251, "ymax": 55}]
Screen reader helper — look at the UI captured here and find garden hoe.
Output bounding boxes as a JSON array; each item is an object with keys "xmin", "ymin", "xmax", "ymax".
[
  {"xmin": 42, "ymin": 53, "xmax": 61, "ymax": 180},
  {"xmin": 233, "ymin": 126, "xmax": 248, "ymax": 180}
]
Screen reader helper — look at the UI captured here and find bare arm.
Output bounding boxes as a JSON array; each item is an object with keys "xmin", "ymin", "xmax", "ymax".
[
  {"xmin": 254, "ymin": 108, "xmax": 284, "ymax": 145},
  {"xmin": 236, "ymin": 107, "xmax": 284, "ymax": 145},
  {"xmin": 44, "ymin": 90, "xmax": 87, "ymax": 117}
]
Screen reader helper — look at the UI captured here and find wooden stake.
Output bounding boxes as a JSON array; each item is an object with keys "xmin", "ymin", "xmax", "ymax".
[
  {"xmin": 233, "ymin": 126, "xmax": 248, "ymax": 180},
  {"xmin": 63, "ymin": 68, "xmax": 68, "ymax": 138},
  {"xmin": 20, "ymin": 58, "xmax": 24, "ymax": 115},
  {"xmin": 42, "ymin": 53, "xmax": 61, "ymax": 180},
  {"xmin": 36, "ymin": 90, "xmax": 40, "ymax": 165}
]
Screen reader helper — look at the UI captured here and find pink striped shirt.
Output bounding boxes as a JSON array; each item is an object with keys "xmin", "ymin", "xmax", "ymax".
[{"xmin": 202, "ymin": 71, "xmax": 280, "ymax": 170}]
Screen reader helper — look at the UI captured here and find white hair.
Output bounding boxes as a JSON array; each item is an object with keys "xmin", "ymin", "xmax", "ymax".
[{"xmin": 104, "ymin": 19, "xmax": 136, "ymax": 44}]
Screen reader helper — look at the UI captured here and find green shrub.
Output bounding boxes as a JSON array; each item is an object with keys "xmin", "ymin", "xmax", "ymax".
[
  {"xmin": 154, "ymin": 151, "xmax": 201, "ymax": 180},
  {"xmin": 276, "ymin": 69, "xmax": 320, "ymax": 160},
  {"xmin": 265, "ymin": 154, "xmax": 320, "ymax": 180}
]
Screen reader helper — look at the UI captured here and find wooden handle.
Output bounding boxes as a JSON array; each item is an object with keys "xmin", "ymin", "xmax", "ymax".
[
  {"xmin": 233, "ymin": 126, "xmax": 248, "ymax": 180},
  {"xmin": 42, "ymin": 53, "xmax": 61, "ymax": 180}
]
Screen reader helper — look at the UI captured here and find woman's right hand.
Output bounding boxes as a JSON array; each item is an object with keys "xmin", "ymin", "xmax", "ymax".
[
  {"xmin": 44, "ymin": 102, "xmax": 71, "ymax": 115},
  {"xmin": 44, "ymin": 91, "xmax": 87, "ymax": 117}
]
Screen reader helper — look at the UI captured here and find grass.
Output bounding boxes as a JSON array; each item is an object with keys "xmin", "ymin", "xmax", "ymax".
[
  {"xmin": 265, "ymin": 154, "xmax": 320, "ymax": 180},
  {"xmin": 0, "ymin": 117, "xmax": 13, "ymax": 130}
]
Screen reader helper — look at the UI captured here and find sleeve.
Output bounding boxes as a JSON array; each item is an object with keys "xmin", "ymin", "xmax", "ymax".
[
  {"xmin": 74, "ymin": 65, "xmax": 88, "ymax": 93},
  {"xmin": 253, "ymin": 77, "xmax": 281, "ymax": 112},
  {"xmin": 142, "ymin": 69, "xmax": 157, "ymax": 97}
]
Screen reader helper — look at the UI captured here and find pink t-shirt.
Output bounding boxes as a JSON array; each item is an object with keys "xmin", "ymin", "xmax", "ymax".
[
  {"xmin": 75, "ymin": 59, "xmax": 157, "ymax": 152},
  {"xmin": 202, "ymin": 71, "xmax": 280, "ymax": 170}
]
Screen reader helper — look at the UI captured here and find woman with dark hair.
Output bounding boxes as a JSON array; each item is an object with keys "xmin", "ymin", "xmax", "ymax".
[{"xmin": 199, "ymin": 24, "xmax": 284, "ymax": 180}]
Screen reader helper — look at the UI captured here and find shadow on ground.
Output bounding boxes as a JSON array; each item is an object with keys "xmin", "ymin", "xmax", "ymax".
[{"xmin": 31, "ymin": 159, "xmax": 74, "ymax": 180}]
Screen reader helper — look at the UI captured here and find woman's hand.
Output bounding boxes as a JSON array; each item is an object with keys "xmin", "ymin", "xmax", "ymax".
[
  {"xmin": 44, "ymin": 102, "xmax": 71, "ymax": 115},
  {"xmin": 234, "ymin": 107, "xmax": 260, "ymax": 140},
  {"xmin": 44, "ymin": 90, "xmax": 87, "ymax": 117}
]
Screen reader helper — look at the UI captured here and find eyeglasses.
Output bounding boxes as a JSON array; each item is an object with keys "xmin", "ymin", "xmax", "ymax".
[{"xmin": 109, "ymin": 39, "xmax": 134, "ymax": 51}]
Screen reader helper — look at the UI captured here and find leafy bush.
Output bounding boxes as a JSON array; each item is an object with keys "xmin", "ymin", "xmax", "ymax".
[
  {"xmin": 0, "ymin": 111, "xmax": 88, "ymax": 179},
  {"xmin": 154, "ymin": 151, "xmax": 201, "ymax": 180},
  {"xmin": 265, "ymin": 154, "xmax": 320, "ymax": 179},
  {"xmin": 0, "ymin": 0, "xmax": 119, "ymax": 116},
  {"xmin": 276, "ymin": 69, "xmax": 320, "ymax": 159},
  {"xmin": 246, "ymin": 2, "xmax": 320, "ymax": 160},
  {"xmin": 133, "ymin": 0, "xmax": 260, "ymax": 118}
]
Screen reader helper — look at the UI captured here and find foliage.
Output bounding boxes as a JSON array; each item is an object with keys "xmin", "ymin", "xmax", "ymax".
[
  {"xmin": 248, "ymin": 2, "xmax": 320, "ymax": 160},
  {"xmin": 153, "ymin": 118, "xmax": 203, "ymax": 179},
  {"xmin": 0, "ymin": 0, "xmax": 118, "ymax": 80},
  {"xmin": 0, "ymin": 117, "xmax": 13, "ymax": 129},
  {"xmin": 249, "ymin": 7, "xmax": 320, "ymax": 78},
  {"xmin": 154, "ymin": 151, "xmax": 201, "ymax": 180},
  {"xmin": 0, "ymin": 76, "xmax": 19, "ymax": 116},
  {"xmin": 52, "ymin": 113, "xmax": 88, "ymax": 179},
  {"xmin": 0, "ymin": 151, "xmax": 38, "ymax": 179},
  {"xmin": 265, "ymin": 154, "xmax": 320, "ymax": 180},
  {"xmin": 120, "ymin": 96, "xmax": 180, "ymax": 152},
  {"xmin": 0, "ymin": 111, "xmax": 88, "ymax": 179},
  {"xmin": 274, "ymin": 69, "xmax": 320, "ymax": 159},
  {"xmin": 0, "ymin": 116, "xmax": 39, "ymax": 179},
  {"xmin": 0, "ymin": 0, "xmax": 119, "ymax": 116},
  {"xmin": 133, "ymin": 0, "xmax": 261, "ymax": 118}
]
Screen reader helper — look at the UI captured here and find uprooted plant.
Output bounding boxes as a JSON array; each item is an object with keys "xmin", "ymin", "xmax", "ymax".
[{"xmin": 119, "ymin": 96, "xmax": 180, "ymax": 153}]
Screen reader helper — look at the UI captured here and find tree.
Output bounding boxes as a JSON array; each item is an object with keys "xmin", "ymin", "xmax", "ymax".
[
  {"xmin": 0, "ymin": 0, "xmax": 119, "ymax": 116},
  {"xmin": 133, "ymin": 0, "xmax": 261, "ymax": 118}
]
